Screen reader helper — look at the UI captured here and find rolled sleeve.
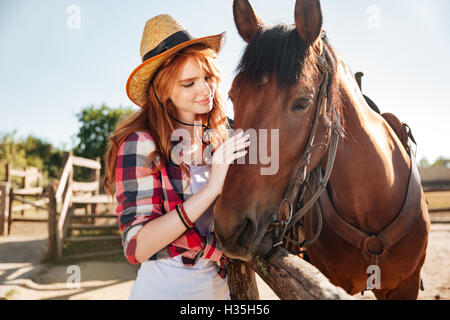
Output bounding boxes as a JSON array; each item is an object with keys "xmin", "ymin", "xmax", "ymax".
[{"xmin": 115, "ymin": 131, "xmax": 164, "ymax": 264}]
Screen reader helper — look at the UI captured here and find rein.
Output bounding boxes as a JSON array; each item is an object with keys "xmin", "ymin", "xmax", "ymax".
[{"xmin": 265, "ymin": 50, "xmax": 343, "ymax": 259}]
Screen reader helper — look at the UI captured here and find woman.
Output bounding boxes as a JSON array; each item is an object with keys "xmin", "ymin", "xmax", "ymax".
[{"xmin": 104, "ymin": 15, "xmax": 250, "ymax": 299}]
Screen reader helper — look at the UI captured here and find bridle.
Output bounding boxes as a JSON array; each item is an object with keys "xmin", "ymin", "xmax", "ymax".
[{"xmin": 265, "ymin": 45, "xmax": 344, "ymax": 259}]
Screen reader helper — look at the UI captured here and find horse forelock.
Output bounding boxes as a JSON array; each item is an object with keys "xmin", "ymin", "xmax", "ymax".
[
  {"xmin": 234, "ymin": 25, "xmax": 346, "ymax": 134},
  {"xmin": 236, "ymin": 24, "xmax": 310, "ymax": 87}
]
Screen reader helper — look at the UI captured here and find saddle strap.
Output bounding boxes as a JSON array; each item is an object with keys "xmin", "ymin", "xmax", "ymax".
[{"xmin": 319, "ymin": 151, "xmax": 422, "ymax": 265}]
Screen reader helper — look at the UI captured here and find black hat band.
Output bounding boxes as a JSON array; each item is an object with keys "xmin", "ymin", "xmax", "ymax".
[{"xmin": 142, "ymin": 30, "xmax": 194, "ymax": 62}]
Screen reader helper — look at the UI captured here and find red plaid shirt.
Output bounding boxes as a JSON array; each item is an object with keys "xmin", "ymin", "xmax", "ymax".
[{"xmin": 115, "ymin": 131, "xmax": 229, "ymax": 278}]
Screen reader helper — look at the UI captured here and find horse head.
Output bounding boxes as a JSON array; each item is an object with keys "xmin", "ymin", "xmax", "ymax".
[{"xmin": 214, "ymin": 0, "xmax": 343, "ymax": 261}]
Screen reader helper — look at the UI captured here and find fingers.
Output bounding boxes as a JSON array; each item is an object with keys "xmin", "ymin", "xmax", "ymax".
[
  {"xmin": 224, "ymin": 133, "xmax": 250, "ymax": 151},
  {"xmin": 224, "ymin": 143, "xmax": 249, "ymax": 165},
  {"xmin": 229, "ymin": 150, "xmax": 248, "ymax": 163},
  {"xmin": 227, "ymin": 132, "xmax": 249, "ymax": 146},
  {"xmin": 222, "ymin": 143, "xmax": 250, "ymax": 165},
  {"xmin": 212, "ymin": 132, "xmax": 251, "ymax": 165},
  {"xmin": 213, "ymin": 144, "xmax": 248, "ymax": 165},
  {"xmin": 225, "ymin": 140, "xmax": 250, "ymax": 158},
  {"xmin": 214, "ymin": 150, "xmax": 247, "ymax": 166}
]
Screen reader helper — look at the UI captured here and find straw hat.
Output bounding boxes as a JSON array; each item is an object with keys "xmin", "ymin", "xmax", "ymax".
[{"xmin": 126, "ymin": 14, "xmax": 226, "ymax": 108}]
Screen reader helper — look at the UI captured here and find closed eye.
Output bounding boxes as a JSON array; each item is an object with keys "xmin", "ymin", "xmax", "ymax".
[
  {"xmin": 182, "ymin": 76, "xmax": 214, "ymax": 88},
  {"xmin": 291, "ymin": 97, "xmax": 313, "ymax": 111}
]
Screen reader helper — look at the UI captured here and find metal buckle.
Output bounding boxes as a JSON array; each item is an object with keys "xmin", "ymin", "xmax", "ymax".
[{"xmin": 272, "ymin": 199, "xmax": 293, "ymax": 248}]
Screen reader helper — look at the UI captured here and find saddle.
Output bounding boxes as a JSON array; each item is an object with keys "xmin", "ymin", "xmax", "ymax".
[
  {"xmin": 381, "ymin": 112, "xmax": 417, "ymax": 155},
  {"xmin": 364, "ymin": 92, "xmax": 416, "ymax": 155}
]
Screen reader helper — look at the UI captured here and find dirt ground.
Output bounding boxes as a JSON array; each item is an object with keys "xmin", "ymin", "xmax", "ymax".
[{"xmin": 0, "ymin": 211, "xmax": 448, "ymax": 300}]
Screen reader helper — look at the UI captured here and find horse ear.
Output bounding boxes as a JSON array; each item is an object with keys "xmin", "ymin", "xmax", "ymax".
[
  {"xmin": 294, "ymin": 0, "xmax": 323, "ymax": 44},
  {"xmin": 233, "ymin": 0, "xmax": 264, "ymax": 43}
]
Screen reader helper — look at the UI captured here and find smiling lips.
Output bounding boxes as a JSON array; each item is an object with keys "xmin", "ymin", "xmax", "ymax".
[{"xmin": 195, "ymin": 96, "xmax": 212, "ymax": 105}]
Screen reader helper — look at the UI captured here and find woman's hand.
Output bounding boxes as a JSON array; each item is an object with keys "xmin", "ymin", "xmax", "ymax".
[{"xmin": 206, "ymin": 132, "xmax": 251, "ymax": 197}]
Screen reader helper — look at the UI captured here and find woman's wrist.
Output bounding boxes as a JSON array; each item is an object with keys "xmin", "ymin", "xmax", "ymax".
[{"xmin": 205, "ymin": 182, "xmax": 220, "ymax": 198}]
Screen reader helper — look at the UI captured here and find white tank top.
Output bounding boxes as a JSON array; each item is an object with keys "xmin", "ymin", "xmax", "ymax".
[
  {"xmin": 189, "ymin": 164, "xmax": 214, "ymax": 236},
  {"xmin": 128, "ymin": 164, "xmax": 230, "ymax": 300}
]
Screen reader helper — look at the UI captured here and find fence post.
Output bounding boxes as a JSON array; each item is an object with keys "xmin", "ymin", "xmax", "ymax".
[
  {"xmin": 46, "ymin": 183, "xmax": 57, "ymax": 260},
  {"xmin": 227, "ymin": 261, "xmax": 260, "ymax": 300},
  {"xmin": 0, "ymin": 182, "xmax": 11, "ymax": 236},
  {"xmin": 57, "ymin": 152, "xmax": 73, "ymax": 259},
  {"xmin": 5, "ymin": 163, "xmax": 11, "ymax": 183},
  {"xmin": 62, "ymin": 151, "xmax": 73, "ymax": 175},
  {"xmin": 95, "ymin": 157, "xmax": 100, "ymax": 195},
  {"xmin": 7, "ymin": 187, "xmax": 14, "ymax": 235},
  {"xmin": 20, "ymin": 167, "xmax": 26, "ymax": 216}
]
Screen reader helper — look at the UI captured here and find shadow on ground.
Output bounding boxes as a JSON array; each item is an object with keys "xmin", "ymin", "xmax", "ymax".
[{"xmin": 0, "ymin": 236, "xmax": 138, "ymax": 300}]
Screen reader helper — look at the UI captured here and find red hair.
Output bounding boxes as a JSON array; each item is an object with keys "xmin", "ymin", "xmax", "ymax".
[{"xmin": 104, "ymin": 44, "xmax": 231, "ymax": 196}]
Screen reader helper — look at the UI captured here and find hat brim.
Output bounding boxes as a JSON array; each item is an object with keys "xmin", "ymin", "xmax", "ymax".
[{"xmin": 126, "ymin": 32, "xmax": 226, "ymax": 108}]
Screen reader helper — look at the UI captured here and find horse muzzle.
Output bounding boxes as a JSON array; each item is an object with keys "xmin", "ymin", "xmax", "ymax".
[{"xmin": 214, "ymin": 215, "xmax": 260, "ymax": 261}]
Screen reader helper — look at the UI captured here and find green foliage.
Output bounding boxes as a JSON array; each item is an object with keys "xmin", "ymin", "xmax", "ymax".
[
  {"xmin": 72, "ymin": 104, "xmax": 133, "ymax": 180},
  {"xmin": 419, "ymin": 157, "xmax": 430, "ymax": 168},
  {"xmin": 0, "ymin": 131, "xmax": 27, "ymax": 170},
  {"xmin": 0, "ymin": 104, "xmax": 132, "ymax": 188},
  {"xmin": 431, "ymin": 157, "xmax": 450, "ymax": 168},
  {"xmin": 418, "ymin": 157, "xmax": 450, "ymax": 168},
  {"xmin": 0, "ymin": 131, "xmax": 63, "ymax": 186}
]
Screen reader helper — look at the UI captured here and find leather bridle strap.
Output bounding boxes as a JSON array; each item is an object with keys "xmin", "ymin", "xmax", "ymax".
[
  {"xmin": 273, "ymin": 117, "xmax": 340, "ymax": 250},
  {"xmin": 287, "ymin": 117, "xmax": 340, "ymax": 229},
  {"xmin": 266, "ymin": 51, "xmax": 342, "ymax": 258}
]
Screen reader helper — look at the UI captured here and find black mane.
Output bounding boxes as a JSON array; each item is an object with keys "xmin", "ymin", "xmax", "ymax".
[{"xmin": 236, "ymin": 24, "xmax": 309, "ymax": 87}]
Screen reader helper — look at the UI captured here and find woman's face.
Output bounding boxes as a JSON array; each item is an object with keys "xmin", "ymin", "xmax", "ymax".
[{"xmin": 169, "ymin": 56, "xmax": 216, "ymax": 123}]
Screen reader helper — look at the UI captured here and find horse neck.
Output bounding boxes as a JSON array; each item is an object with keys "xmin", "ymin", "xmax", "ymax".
[{"xmin": 321, "ymin": 60, "xmax": 411, "ymax": 232}]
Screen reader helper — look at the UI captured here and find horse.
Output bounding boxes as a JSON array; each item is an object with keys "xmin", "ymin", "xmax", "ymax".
[{"xmin": 213, "ymin": 0, "xmax": 430, "ymax": 299}]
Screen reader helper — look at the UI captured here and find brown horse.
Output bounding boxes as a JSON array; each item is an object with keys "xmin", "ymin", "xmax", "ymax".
[{"xmin": 214, "ymin": 0, "xmax": 430, "ymax": 299}]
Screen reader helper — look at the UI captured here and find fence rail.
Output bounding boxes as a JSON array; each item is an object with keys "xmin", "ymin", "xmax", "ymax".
[
  {"xmin": 0, "ymin": 164, "xmax": 46, "ymax": 235},
  {"xmin": 46, "ymin": 151, "xmax": 117, "ymax": 260}
]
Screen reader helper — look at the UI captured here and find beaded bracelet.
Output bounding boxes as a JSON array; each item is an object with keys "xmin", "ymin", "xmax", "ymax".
[
  {"xmin": 175, "ymin": 204, "xmax": 190, "ymax": 230},
  {"xmin": 176, "ymin": 203, "xmax": 194, "ymax": 229},
  {"xmin": 178, "ymin": 203, "xmax": 194, "ymax": 229}
]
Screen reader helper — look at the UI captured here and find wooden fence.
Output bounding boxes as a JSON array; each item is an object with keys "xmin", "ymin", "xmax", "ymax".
[
  {"xmin": 46, "ymin": 151, "xmax": 118, "ymax": 260},
  {"xmin": 420, "ymin": 166, "xmax": 450, "ymax": 213},
  {"xmin": 419, "ymin": 167, "xmax": 450, "ymax": 192},
  {"xmin": 0, "ymin": 155, "xmax": 119, "ymax": 261},
  {"xmin": 0, "ymin": 164, "xmax": 48, "ymax": 235}
]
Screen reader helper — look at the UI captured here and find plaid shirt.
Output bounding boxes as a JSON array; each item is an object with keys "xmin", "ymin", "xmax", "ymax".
[{"xmin": 115, "ymin": 131, "xmax": 229, "ymax": 278}]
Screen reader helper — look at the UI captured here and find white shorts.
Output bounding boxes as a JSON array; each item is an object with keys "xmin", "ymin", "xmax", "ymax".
[{"xmin": 129, "ymin": 255, "xmax": 230, "ymax": 300}]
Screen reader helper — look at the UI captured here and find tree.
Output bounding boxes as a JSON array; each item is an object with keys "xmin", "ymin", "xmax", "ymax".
[
  {"xmin": 21, "ymin": 135, "xmax": 63, "ymax": 181},
  {"xmin": 0, "ymin": 131, "xmax": 63, "ymax": 186},
  {"xmin": 72, "ymin": 104, "xmax": 133, "ymax": 180},
  {"xmin": 419, "ymin": 157, "xmax": 430, "ymax": 168},
  {"xmin": 431, "ymin": 157, "xmax": 450, "ymax": 168},
  {"xmin": 0, "ymin": 131, "xmax": 27, "ymax": 182}
]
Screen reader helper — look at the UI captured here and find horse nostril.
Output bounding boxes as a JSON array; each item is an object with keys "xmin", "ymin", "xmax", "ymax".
[{"xmin": 235, "ymin": 218, "xmax": 256, "ymax": 248}]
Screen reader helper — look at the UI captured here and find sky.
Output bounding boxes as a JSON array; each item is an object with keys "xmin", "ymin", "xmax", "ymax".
[{"xmin": 0, "ymin": 0, "xmax": 449, "ymax": 163}]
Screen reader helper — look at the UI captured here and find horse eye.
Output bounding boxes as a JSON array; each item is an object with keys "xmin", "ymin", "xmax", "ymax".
[{"xmin": 291, "ymin": 97, "xmax": 312, "ymax": 111}]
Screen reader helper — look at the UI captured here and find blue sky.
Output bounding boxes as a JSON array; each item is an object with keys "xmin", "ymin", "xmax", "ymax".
[{"xmin": 0, "ymin": 0, "xmax": 449, "ymax": 163}]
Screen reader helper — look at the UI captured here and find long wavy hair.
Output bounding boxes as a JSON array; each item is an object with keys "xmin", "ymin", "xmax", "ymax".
[{"xmin": 104, "ymin": 44, "xmax": 231, "ymax": 197}]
